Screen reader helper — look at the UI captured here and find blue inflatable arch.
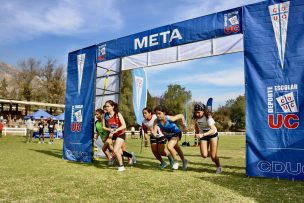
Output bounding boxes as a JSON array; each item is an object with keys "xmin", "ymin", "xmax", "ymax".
[{"xmin": 63, "ymin": 0, "xmax": 304, "ymax": 180}]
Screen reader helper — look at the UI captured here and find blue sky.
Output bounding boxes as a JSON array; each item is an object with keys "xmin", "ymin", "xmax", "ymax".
[{"xmin": 0, "ymin": 0, "xmax": 262, "ymax": 107}]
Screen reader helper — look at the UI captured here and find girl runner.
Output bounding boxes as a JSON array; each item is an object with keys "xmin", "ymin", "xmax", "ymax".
[
  {"xmin": 102, "ymin": 100, "xmax": 135, "ymax": 171},
  {"xmin": 142, "ymin": 107, "xmax": 174, "ymax": 169},
  {"xmin": 94, "ymin": 108, "xmax": 113, "ymax": 163},
  {"xmin": 193, "ymin": 103, "xmax": 222, "ymax": 173},
  {"xmin": 153, "ymin": 105, "xmax": 188, "ymax": 170}
]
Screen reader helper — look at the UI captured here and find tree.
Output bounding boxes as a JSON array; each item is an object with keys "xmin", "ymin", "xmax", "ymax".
[
  {"xmin": 230, "ymin": 95, "xmax": 245, "ymax": 131},
  {"xmin": 119, "ymin": 70, "xmax": 135, "ymax": 127},
  {"xmin": 161, "ymin": 84, "xmax": 192, "ymax": 115},
  {"xmin": 213, "ymin": 105, "xmax": 231, "ymax": 132},
  {"xmin": 17, "ymin": 58, "xmax": 40, "ymax": 101},
  {"xmin": 0, "ymin": 78, "xmax": 9, "ymax": 99},
  {"xmin": 39, "ymin": 59, "xmax": 66, "ymax": 104}
]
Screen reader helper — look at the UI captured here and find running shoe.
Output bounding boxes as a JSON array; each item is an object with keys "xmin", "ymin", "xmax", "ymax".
[
  {"xmin": 168, "ymin": 155, "xmax": 174, "ymax": 168},
  {"xmin": 131, "ymin": 152, "xmax": 136, "ymax": 164},
  {"xmin": 160, "ymin": 161, "xmax": 167, "ymax": 169},
  {"xmin": 172, "ymin": 162, "xmax": 179, "ymax": 170},
  {"xmin": 216, "ymin": 166, "xmax": 222, "ymax": 174},
  {"xmin": 182, "ymin": 159, "xmax": 188, "ymax": 171},
  {"xmin": 108, "ymin": 159, "xmax": 114, "ymax": 166},
  {"xmin": 118, "ymin": 166, "xmax": 126, "ymax": 172},
  {"xmin": 128, "ymin": 157, "xmax": 133, "ymax": 165}
]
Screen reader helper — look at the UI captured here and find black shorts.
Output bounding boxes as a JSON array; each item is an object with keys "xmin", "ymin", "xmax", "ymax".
[
  {"xmin": 165, "ymin": 132, "xmax": 182, "ymax": 141},
  {"xmin": 49, "ymin": 129, "xmax": 54, "ymax": 133},
  {"xmin": 39, "ymin": 130, "xmax": 44, "ymax": 135},
  {"xmin": 112, "ymin": 133, "xmax": 126, "ymax": 141},
  {"xmin": 150, "ymin": 136, "xmax": 167, "ymax": 144},
  {"xmin": 200, "ymin": 132, "xmax": 219, "ymax": 141}
]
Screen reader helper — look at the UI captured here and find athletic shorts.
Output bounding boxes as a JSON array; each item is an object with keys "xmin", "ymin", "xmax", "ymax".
[
  {"xmin": 49, "ymin": 129, "xmax": 54, "ymax": 133},
  {"xmin": 165, "ymin": 132, "xmax": 182, "ymax": 141},
  {"xmin": 39, "ymin": 130, "xmax": 44, "ymax": 135},
  {"xmin": 112, "ymin": 133, "xmax": 126, "ymax": 141},
  {"xmin": 200, "ymin": 132, "xmax": 218, "ymax": 142},
  {"xmin": 150, "ymin": 135, "xmax": 166, "ymax": 144}
]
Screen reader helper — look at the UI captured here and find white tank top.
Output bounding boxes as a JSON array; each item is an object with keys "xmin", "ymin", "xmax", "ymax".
[
  {"xmin": 196, "ymin": 116, "xmax": 217, "ymax": 134},
  {"xmin": 142, "ymin": 114, "xmax": 164, "ymax": 138}
]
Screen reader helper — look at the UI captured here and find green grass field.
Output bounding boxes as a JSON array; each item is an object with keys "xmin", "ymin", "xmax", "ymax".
[{"xmin": 0, "ymin": 135, "xmax": 303, "ymax": 202}]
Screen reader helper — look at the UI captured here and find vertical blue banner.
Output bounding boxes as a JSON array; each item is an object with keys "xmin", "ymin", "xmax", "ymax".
[
  {"xmin": 206, "ymin": 98, "xmax": 213, "ymax": 112},
  {"xmin": 63, "ymin": 45, "xmax": 96, "ymax": 163},
  {"xmin": 244, "ymin": 0, "xmax": 304, "ymax": 180},
  {"xmin": 132, "ymin": 68, "xmax": 147, "ymax": 125}
]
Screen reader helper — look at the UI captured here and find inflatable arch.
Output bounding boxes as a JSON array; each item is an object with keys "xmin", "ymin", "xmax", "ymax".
[{"xmin": 63, "ymin": 0, "xmax": 304, "ymax": 180}]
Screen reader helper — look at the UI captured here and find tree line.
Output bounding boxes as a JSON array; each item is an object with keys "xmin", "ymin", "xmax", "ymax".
[
  {"xmin": 0, "ymin": 58, "xmax": 245, "ymax": 131},
  {"xmin": 119, "ymin": 70, "xmax": 245, "ymax": 132},
  {"xmin": 0, "ymin": 58, "xmax": 66, "ymax": 104}
]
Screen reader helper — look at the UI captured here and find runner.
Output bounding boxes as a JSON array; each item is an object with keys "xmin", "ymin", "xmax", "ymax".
[
  {"xmin": 142, "ymin": 107, "xmax": 174, "ymax": 169},
  {"xmin": 193, "ymin": 103, "xmax": 222, "ymax": 173},
  {"xmin": 153, "ymin": 105, "xmax": 188, "ymax": 170},
  {"xmin": 38, "ymin": 117, "xmax": 45, "ymax": 144},
  {"xmin": 48, "ymin": 117, "xmax": 56, "ymax": 144},
  {"xmin": 102, "ymin": 100, "xmax": 135, "ymax": 171},
  {"xmin": 94, "ymin": 108, "xmax": 112, "ymax": 164}
]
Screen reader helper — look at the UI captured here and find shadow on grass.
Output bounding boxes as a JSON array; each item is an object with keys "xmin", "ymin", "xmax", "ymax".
[
  {"xmin": 197, "ymin": 173, "xmax": 304, "ymax": 202},
  {"xmin": 30, "ymin": 149, "xmax": 63, "ymax": 159}
]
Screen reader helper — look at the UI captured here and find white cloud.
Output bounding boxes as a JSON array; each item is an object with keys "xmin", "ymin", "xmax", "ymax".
[
  {"xmin": 182, "ymin": 68, "xmax": 244, "ymax": 86},
  {"xmin": 173, "ymin": 0, "xmax": 263, "ymax": 21},
  {"xmin": 0, "ymin": 0, "xmax": 123, "ymax": 45}
]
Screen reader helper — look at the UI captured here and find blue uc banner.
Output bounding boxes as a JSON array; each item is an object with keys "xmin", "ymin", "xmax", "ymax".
[
  {"xmin": 244, "ymin": 0, "xmax": 304, "ymax": 180},
  {"xmin": 132, "ymin": 68, "xmax": 147, "ymax": 125},
  {"xmin": 63, "ymin": 45, "xmax": 96, "ymax": 163},
  {"xmin": 97, "ymin": 7, "xmax": 242, "ymax": 62}
]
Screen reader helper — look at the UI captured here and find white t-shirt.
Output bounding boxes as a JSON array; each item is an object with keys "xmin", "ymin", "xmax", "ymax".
[
  {"xmin": 142, "ymin": 114, "xmax": 164, "ymax": 138},
  {"xmin": 26, "ymin": 119, "xmax": 35, "ymax": 130},
  {"xmin": 196, "ymin": 116, "xmax": 217, "ymax": 134}
]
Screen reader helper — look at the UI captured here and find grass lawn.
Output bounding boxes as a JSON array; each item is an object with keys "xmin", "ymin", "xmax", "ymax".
[{"xmin": 0, "ymin": 135, "xmax": 303, "ymax": 202}]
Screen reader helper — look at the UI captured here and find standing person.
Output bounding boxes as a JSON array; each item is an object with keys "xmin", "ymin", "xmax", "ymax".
[
  {"xmin": 142, "ymin": 107, "xmax": 174, "ymax": 169},
  {"xmin": 25, "ymin": 116, "xmax": 35, "ymax": 143},
  {"xmin": 153, "ymin": 105, "xmax": 188, "ymax": 170},
  {"xmin": 38, "ymin": 117, "xmax": 45, "ymax": 143},
  {"xmin": 102, "ymin": 100, "xmax": 134, "ymax": 172},
  {"xmin": 0, "ymin": 120, "xmax": 3, "ymax": 138},
  {"xmin": 193, "ymin": 103, "xmax": 222, "ymax": 173},
  {"xmin": 48, "ymin": 117, "xmax": 56, "ymax": 144},
  {"xmin": 130, "ymin": 125, "xmax": 136, "ymax": 139}
]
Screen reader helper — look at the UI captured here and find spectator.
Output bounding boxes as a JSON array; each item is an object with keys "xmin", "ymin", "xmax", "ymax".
[
  {"xmin": 25, "ymin": 116, "xmax": 35, "ymax": 143},
  {"xmin": 131, "ymin": 125, "xmax": 136, "ymax": 139},
  {"xmin": 0, "ymin": 120, "xmax": 4, "ymax": 138}
]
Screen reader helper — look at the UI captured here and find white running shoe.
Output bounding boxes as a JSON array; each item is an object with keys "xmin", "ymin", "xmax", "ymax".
[
  {"xmin": 108, "ymin": 159, "xmax": 114, "ymax": 166},
  {"xmin": 172, "ymin": 162, "xmax": 179, "ymax": 170},
  {"xmin": 49, "ymin": 142, "xmax": 52, "ymax": 144},
  {"xmin": 216, "ymin": 166, "xmax": 222, "ymax": 174},
  {"xmin": 182, "ymin": 159, "xmax": 188, "ymax": 171},
  {"xmin": 38, "ymin": 141, "xmax": 41, "ymax": 144},
  {"xmin": 118, "ymin": 166, "xmax": 126, "ymax": 172},
  {"xmin": 131, "ymin": 152, "xmax": 136, "ymax": 164}
]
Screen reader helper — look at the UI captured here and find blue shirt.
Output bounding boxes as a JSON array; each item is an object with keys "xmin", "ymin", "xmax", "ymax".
[{"xmin": 157, "ymin": 115, "xmax": 181, "ymax": 135}]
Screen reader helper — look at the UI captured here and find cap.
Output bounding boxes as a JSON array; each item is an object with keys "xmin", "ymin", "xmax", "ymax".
[{"xmin": 194, "ymin": 103, "xmax": 205, "ymax": 112}]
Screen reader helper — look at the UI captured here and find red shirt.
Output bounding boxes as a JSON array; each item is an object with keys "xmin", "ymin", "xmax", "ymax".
[
  {"xmin": 0, "ymin": 123, "xmax": 4, "ymax": 132},
  {"xmin": 105, "ymin": 113, "xmax": 125, "ymax": 136}
]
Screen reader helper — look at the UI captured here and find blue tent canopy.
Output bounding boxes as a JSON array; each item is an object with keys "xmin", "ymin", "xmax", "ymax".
[
  {"xmin": 24, "ymin": 109, "xmax": 52, "ymax": 120},
  {"xmin": 55, "ymin": 112, "xmax": 65, "ymax": 120}
]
